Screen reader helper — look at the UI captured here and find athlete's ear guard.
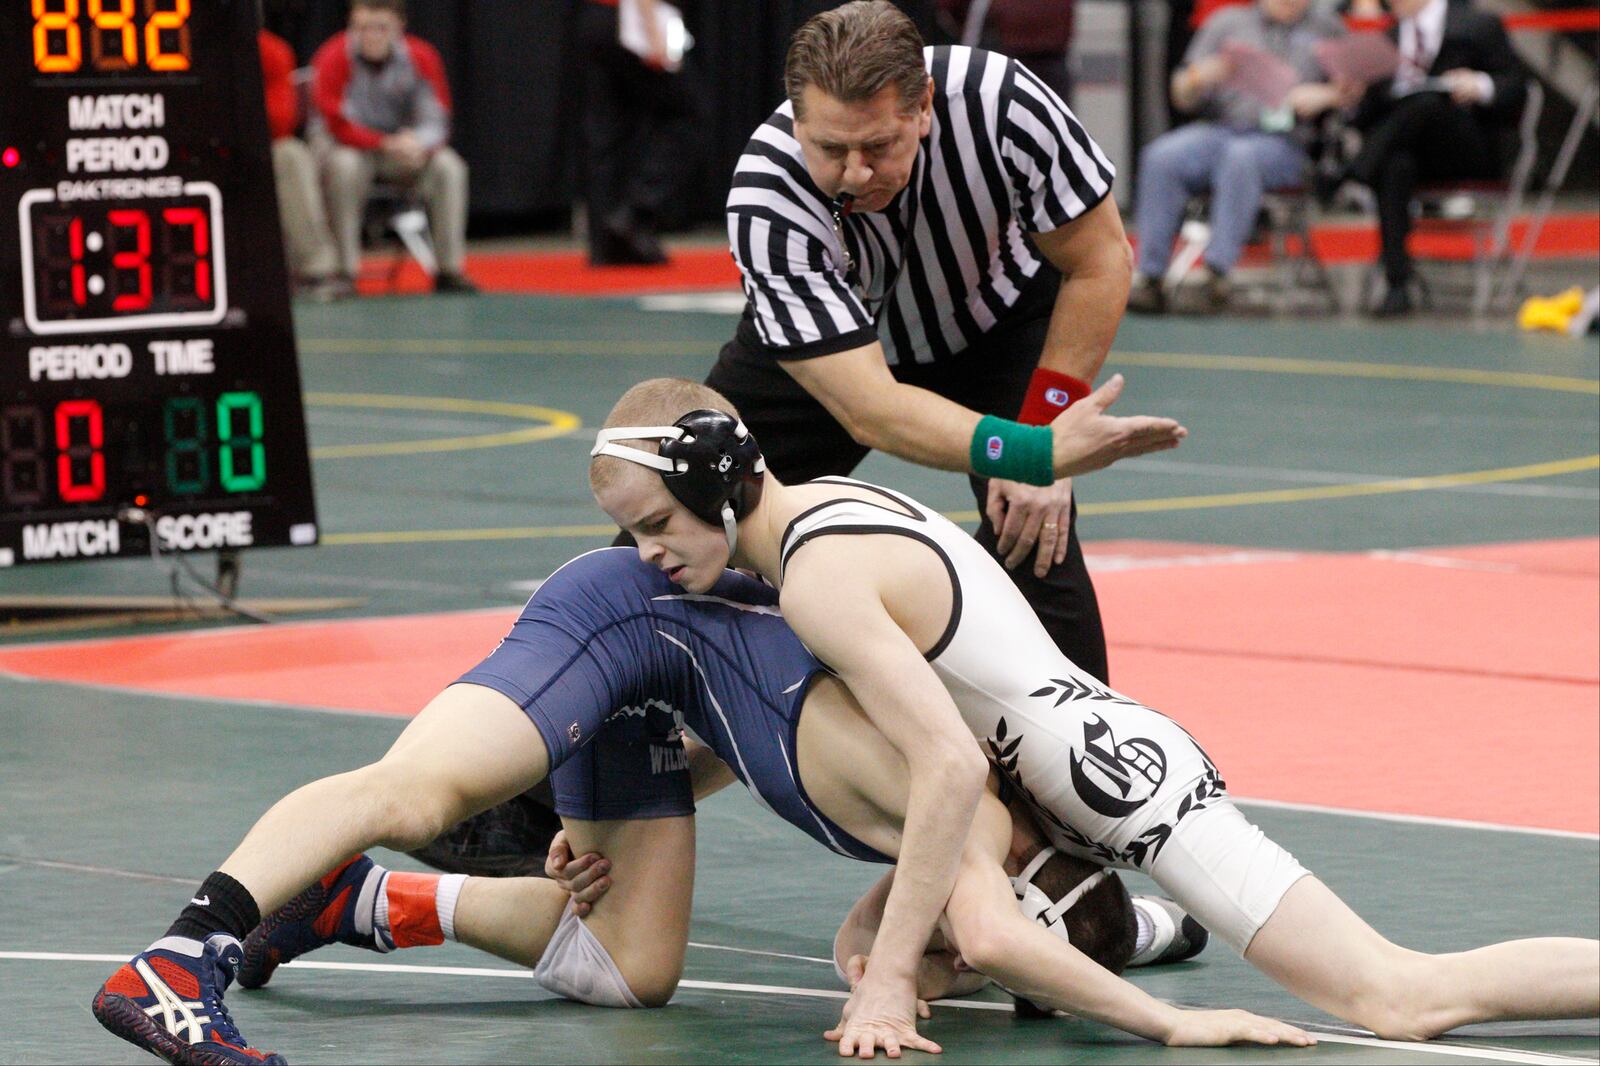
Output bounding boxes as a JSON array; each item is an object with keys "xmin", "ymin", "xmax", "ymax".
[
  {"xmin": 1010, "ymin": 847, "xmax": 1111, "ymax": 945},
  {"xmin": 592, "ymin": 410, "xmax": 766, "ymax": 552}
]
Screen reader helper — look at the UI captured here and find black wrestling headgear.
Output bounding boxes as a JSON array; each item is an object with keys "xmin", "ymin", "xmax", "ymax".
[{"xmin": 591, "ymin": 409, "xmax": 767, "ymax": 550}]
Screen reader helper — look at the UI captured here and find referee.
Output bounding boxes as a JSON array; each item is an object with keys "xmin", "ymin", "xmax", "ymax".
[{"xmin": 707, "ymin": 0, "xmax": 1140, "ymax": 682}]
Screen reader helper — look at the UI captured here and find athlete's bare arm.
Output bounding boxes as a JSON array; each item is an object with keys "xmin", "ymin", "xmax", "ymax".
[
  {"xmin": 781, "ymin": 534, "xmax": 988, "ymax": 1058},
  {"xmin": 832, "ymin": 793, "xmax": 1071, "ymax": 1003},
  {"xmin": 833, "ymin": 869, "xmax": 990, "ymax": 1002},
  {"xmin": 940, "ymin": 794, "xmax": 1312, "ymax": 1047}
]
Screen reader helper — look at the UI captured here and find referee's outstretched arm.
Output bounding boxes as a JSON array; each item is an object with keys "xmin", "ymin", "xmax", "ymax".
[{"xmin": 782, "ymin": 195, "xmax": 1160, "ymax": 486}]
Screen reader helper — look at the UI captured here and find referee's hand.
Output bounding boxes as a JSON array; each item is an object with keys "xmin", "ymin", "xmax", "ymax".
[
  {"xmin": 987, "ymin": 478, "xmax": 1076, "ymax": 579},
  {"xmin": 1048, "ymin": 374, "xmax": 1187, "ymax": 479}
]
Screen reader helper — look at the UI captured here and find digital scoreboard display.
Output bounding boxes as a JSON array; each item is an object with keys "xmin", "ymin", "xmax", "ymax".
[{"xmin": 1, "ymin": 0, "xmax": 318, "ymax": 567}]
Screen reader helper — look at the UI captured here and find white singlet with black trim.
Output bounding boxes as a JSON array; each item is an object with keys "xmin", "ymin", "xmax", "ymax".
[{"xmin": 780, "ymin": 477, "xmax": 1310, "ymax": 953}]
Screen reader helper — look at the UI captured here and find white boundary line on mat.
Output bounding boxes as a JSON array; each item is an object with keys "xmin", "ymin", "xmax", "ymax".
[
  {"xmin": 1234, "ymin": 798, "xmax": 1599, "ymax": 841},
  {"xmin": 6, "ymin": 951, "xmax": 1595, "ymax": 1065}
]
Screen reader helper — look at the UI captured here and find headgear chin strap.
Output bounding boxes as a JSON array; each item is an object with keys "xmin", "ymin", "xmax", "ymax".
[
  {"xmin": 1010, "ymin": 847, "xmax": 1111, "ymax": 945},
  {"xmin": 591, "ymin": 410, "xmax": 767, "ymax": 554}
]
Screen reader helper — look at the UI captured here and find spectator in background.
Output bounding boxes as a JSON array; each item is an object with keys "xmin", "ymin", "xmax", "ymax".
[
  {"xmin": 260, "ymin": 28, "xmax": 344, "ymax": 300},
  {"xmin": 937, "ymin": 0, "xmax": 1075, "ymax": 104},
  {"xmin": 1128, "ymin": 0, "xmax": 1349, "ymax": 314},
  {"xmin": 1334, "ymin": 0, "xmax": 1527, "ymax": 316},
  {"xmin": 1165, "ymin": 0, "xmax": 1251, "ymax": 90},
  {"xmin": 580, "ymin": 0, "xmax": 697, "ymax": 265},
  {"xmin": 311, "ymin": 0, "xmax": 477, "ymax": 294}
]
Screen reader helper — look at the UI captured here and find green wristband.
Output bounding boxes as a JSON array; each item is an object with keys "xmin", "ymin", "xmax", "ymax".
[{"xmin": 970, "ymin": 415, "xmax": 1054, "ymax": 486}]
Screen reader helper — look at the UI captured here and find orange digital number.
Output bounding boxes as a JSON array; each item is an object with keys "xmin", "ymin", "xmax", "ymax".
[
  {"xmin": 88, "ymin": 0, "xmax": 136, "ymax": 71},
  {"xmin": 144, "ymin": 0, "xmax": 190, "ymax": 72},
  {"xmin": 32, "ymin": 0, "xmax": 82, "ymax": 74}
]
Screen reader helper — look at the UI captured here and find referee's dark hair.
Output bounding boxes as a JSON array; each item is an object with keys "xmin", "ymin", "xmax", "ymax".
[
  {"xmin": 784, "ymin": 1, "xmax": 930, "ymax": 119},
  {"xmin": 351, "ymin": 0, "xmax": 405, "ymax": 15}
]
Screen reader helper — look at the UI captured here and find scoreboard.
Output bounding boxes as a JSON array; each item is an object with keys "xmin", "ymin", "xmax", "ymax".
[{"xmin": 1, "ymin": 0, "xmax": 318, "ymax": 568}]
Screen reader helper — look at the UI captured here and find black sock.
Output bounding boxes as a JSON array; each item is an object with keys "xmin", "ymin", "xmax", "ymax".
[{"xmin": 165, "ymin": 871, "xmax": 261, "ymax": 943}]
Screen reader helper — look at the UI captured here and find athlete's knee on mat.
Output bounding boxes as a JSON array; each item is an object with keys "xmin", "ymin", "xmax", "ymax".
[
  {"xmin": 597, "ymin": 929, "xmax": 684, "ymax": 1009},
  {"xmin": 533, "ymin": 904, "xmax": 674, "ymax": 1008},
  {"xmin": 617, "ymin": 956, "xmax": 681, "ymax": 1008},
  {"xmin": 1346, "ymin": 953, "xmax": 1456, "ymax": 1040}
]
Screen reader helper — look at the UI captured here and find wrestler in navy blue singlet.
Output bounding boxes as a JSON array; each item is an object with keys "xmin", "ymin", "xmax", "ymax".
[{"xmin": 456, "ymin": 548, "xmax": 889, "ymax": 862}]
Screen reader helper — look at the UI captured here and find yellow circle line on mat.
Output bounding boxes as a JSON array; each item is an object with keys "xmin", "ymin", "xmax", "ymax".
[
  {"xmin": 300, "ymin": 340, "xmax": 1600, "ymax": 396},
  {"xmin": 323, "ymin": 522, "xmax": 621, "ymax": 546},
  {"xmin": 315, "ymin": 356, "xmax": 1598, "ymax": 545},
  {"xmin": 302, "ymin": 338, "xmax": 709, "ymax": 357},
  {"xmin": 320, "ymin": 455, "xmax": 1599, "ymax": 546},
  {"xmin": 1111, "ymin": 352, "xmax": 1600, "ymax": 396},
  {"xmin": 942, "ymin": 454, "xmax": 1600, "ymax": 523},
  {"xmin": 305, "ymin": 392, "xmax": 581, "ymax": 459}
]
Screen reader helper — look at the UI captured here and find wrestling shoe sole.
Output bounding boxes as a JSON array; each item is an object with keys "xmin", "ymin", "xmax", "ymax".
[
  {"xmin": 237, "ymin": 881, "xmax": 332, "ymax": 991},
  {"xmin": 92, "ymin": 988, "xmax": 284, "ymax": 1066}
]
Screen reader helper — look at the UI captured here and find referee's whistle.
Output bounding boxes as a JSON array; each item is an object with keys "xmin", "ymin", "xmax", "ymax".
[{"xmin": 833, "ymin": 192, "xmax": 855, "ymax": 217}]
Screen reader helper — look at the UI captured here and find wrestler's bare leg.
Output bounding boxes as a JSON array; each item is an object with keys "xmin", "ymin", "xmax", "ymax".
[
  {"xmin": 220, "ymin": 684, "xmax": 551, "ymax": 914},
  {"xmin": 1245, "ymin": 876, "xmax": 1600, "ymax": 1040},
  {"xmin": 450, "ymin": 814, "xmax": 695, "ymax": 1006}
]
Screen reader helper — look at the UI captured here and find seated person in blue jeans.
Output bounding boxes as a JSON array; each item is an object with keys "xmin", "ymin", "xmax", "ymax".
[{"xmin": 1129, "ymin": 0, "xmax": 1351, "ymax": 314}]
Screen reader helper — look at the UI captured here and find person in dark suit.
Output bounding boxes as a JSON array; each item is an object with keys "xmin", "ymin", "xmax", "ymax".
[{"xmin": 1339, "ymin": 0, "xmax": 1526, "ymax": 316}]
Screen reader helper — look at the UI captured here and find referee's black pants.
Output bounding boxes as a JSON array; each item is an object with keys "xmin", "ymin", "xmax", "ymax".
[{"xmin": 704, "ymin": 299, "xmax": 1110, "ymax": 686}]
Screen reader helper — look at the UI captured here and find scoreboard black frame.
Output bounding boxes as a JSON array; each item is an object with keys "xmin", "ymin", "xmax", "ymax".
[{"xmin": 1, "ymin": 0, "xmax": 318, "ymax": 568}]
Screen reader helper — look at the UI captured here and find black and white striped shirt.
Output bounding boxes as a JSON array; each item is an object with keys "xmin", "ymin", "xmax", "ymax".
[{"xmin": 727, "ymin": 45, "xmax": 1115, "ymax": 367}]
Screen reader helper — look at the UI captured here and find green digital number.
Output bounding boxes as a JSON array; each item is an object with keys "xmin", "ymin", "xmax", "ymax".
[
  {"xmin": 162, "ymin": 395, "xmax": 209, "ymax": 494},
  {"xmin": 216, "ymin": 391, "xmax": 266, "ymax": 492}
]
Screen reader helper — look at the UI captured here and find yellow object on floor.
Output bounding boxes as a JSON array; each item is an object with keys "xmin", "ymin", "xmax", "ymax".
[{"xmin": 1517, "ymin": 286, "xmax": 1586, "ymax": 332}]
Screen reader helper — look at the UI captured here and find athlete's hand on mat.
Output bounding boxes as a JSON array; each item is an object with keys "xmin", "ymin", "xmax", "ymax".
[
  {"xmin": 986, "ymin": 478, "xmax": 1074, "ymax": 578},
  {"xmin": 1048, "ymin": 374, "xmax": 1187, "ymax": 479},
  {"xmin": 1163, "ymin": 1008, "xmax": 1316, "ymax": 1048},
  {"xmin": 544, "ymin": 830, "xmax": 612, "ymax": 918},
  {"xmin": 842, "ymin": 954, "xmax": 932, "ymax": 1020},
  {"xmin": 827, "ymin": 958, "xmax": 940, "ymax": 1059}
]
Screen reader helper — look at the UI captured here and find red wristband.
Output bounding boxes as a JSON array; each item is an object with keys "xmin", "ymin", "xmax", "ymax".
[{"xmin": 1017, "ymin": 367, "xmax": 1092, "ymax": 425}]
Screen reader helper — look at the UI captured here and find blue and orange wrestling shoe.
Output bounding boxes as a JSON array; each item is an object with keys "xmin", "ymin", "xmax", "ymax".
[
  {"xmin": 237, "ymin": 854, "xmax": 386, "ymax": 990},
  {"xmin": 92, "ymin": 933, "xmax": 285, "ymax": 1065}
]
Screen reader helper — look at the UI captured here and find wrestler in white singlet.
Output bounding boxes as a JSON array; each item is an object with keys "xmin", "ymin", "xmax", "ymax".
[{"xmin": 781, "ymin": 477, "xmax": 1309, "ymax": 953}]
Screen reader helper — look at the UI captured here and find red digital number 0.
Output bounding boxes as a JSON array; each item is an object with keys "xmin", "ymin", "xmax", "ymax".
[
  {"xmin": 55, "ymin": 399, "xmax": 106, "ymax": 503},
  {"xmin": 109, "ymin": 208, "xmax": 152, "ymax": 311}
]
